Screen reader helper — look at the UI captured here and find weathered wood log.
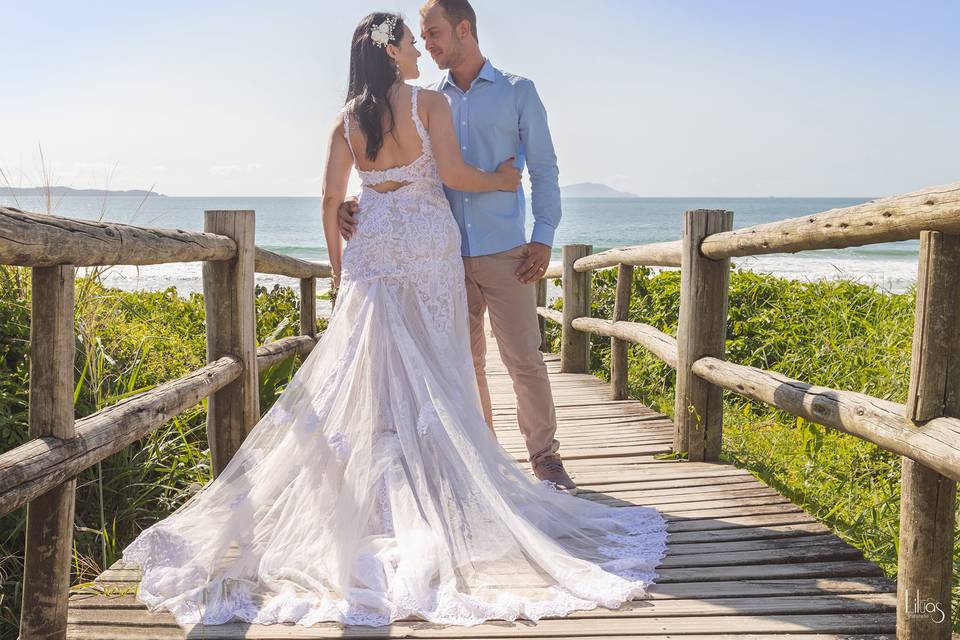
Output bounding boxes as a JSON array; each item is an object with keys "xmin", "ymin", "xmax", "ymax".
[
  {"xmin": 691, "ymin": 356, "xmax": 960, "ymax": 483},
  {"xmin": 675, "ymin": 210, "xmax": 733, "ymax": 462},
  {"xmin": 255, "ymin": 247, "xmax": 332, "ymax": 279},
  {"xmin": 536, "ymin": 307, "xmax": 563, "ymax": 324},
  {"xmin": 299, "ymin": 278, "xmax": 317, "ymax": 338},
  {"xmin": 256, "ymin": 335, "xmax": 316, "ymax": 371},
  {"xmin": 574, "ymin": 241, "xmax": 682, "ymax": 271},
  {"xmin": 0, "ymin": 357, "xmax": 242, "ymax": 518},
  {"xmin": 20, "ymin": 265, "xmax": 76, "ymax": 640},
  {"xmin": 203, "ymin": 210, "xmax": 259, "ymax": 477},
  {"xmin": 571, "ymin": 317, "xmax": 678, "ymax": 369},
  {"xmin": 0, "ymin": 206, "xmax": 236, "ymax": 267},
  {"xmin": 611, "ymin": 264, "xmax": 635, "ymax": 400},
  {"xmin": 898, "ymin": 230, "xmax": 959, "ymax": 639},
  {"xmin": 535, "ymin": 278, "xmax": 548, "ymax": 352},
  {"xmin": 560, "ymin": 244, "xmax": 592, "ymax": 373},
  {"xmin": 700, "ymin": 181, "xmax": 960, "ymax": 259},
  {"xmin": 542, "ymin": 263, "xmax": 562, "ymax": 279}
]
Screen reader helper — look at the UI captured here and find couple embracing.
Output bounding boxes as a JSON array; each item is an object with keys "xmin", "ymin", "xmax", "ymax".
[{"xmin": 122, "ymin": 0, "xmax": 667, "ymax": 627}]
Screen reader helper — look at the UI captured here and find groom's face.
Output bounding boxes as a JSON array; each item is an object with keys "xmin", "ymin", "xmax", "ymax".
[{"xmin": 420, "ymin": 6, "xmax": 464, "ymax": 70}]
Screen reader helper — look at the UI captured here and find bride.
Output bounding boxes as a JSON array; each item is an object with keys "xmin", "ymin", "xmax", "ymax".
[{"xmin": 122, "ymin": 11, "xmax": 667, "ymax": 627}]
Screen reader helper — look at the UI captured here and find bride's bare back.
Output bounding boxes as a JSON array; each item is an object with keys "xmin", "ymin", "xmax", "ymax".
[{"xmin": 344, "ymin": 85, "xmax": 425, "ymax": 193}]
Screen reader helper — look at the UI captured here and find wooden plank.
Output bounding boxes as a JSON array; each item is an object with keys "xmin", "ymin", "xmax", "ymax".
[
  {"xmin": 898, "ymin": 229, "xmax": 959, "ymax": 639},
  {"xmin": 572, "ymin": 318, "xmax": 678, "ymax": 370},
  {"xmin": 692, "ymin": 355, "xmax": 960, "ymax": 483},
  {"xmin": 67, "ymin": 625, "xmax": 891, "ymax": 640},
  {"xmin": 203, "ymin": 210, "xmax": 259, "ymax": 477},
  {"xmin": 67, "ymin": 625, "xmax": 892, "ymax": 640},
  {"xmin": 21, "ymin": 264, "xmax": 76, "ymax": 640},
  {"xmin": 666, "ymin": 521, "xmax": 832, "ymax": 543},
  {"xmin": 0, "ymin": 206, "xmax": 236, "ymax": 266},
  {"xmin": 0, "ymin": 357, "xmax": 242, "ymax": 517},
  {"xmin": 68, "ymin": 593, "xmax": 895, "ymax": 619},
  {"xmin": 675, "ymin": 209, "xmax": 733, "ymax": 462},
  {"xmin": 657, "ymin": 560, "xmax": 886, "ymax": 583},
  {"xmin": 573, "ymin": 241, "xmax": 683, "ymax": 270},
  {"xmin": 535, "ymin": 278, "xmax": 548, "ymax": 352},
  {"xmin": 65, "ymin": 611, "xmax": 897, "ymax": 636},
  {"xmin": 610, "ymin": 263, "xmax": 634, "ymax": 400},
  {"xmin": 560, "ymin": 244, "xmax": 591, "ymax": 373},
  {"xmin": 257, "ymin": 335, "xmax": 315, "ymax": 371},
  {"xmin": 255, "ymin": 247, "xmax": 331, "ymax": 279},
  {"xmin": 299, "ymin": 277, "xmax": 318, "ymax": 338},
  {"xmin": 700, "ymin": 180, "xmax": 960, "ymax": 259}
]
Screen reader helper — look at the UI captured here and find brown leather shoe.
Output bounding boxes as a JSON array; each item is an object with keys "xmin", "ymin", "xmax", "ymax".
[{"xmin": 532, "ymin": 455, "xmax": 578, "ymax": 494}]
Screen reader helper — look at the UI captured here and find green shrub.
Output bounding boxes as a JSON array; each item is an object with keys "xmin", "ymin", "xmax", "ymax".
[{"xmin": 0, "ymin": 268, "xmax": 324, "ymax": 639}]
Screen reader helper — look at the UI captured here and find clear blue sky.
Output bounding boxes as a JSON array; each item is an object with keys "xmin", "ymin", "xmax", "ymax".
[{"xmin": 2, "ymin": 0, "xmax": 957, "ymax": 197}]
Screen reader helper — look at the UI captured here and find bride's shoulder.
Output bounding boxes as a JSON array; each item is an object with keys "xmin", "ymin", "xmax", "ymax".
[{"xmin": 416, "ymin": 88, "xmax": 450, "ymax": 111}]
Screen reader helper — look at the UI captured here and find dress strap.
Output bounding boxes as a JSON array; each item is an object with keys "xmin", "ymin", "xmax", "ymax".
[
  {"xmin": 342, "ymin": 109, "xmax": 358, "ymax": 163},
  {"xmin": 410, "ymin": 87, "xmax": 429, "ymax": 144}
]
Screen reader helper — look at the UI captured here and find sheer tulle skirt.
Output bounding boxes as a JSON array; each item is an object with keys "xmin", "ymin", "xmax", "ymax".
[{"xmin": 123, "ymin": 240, "xmax": 668, "ymax": 628}]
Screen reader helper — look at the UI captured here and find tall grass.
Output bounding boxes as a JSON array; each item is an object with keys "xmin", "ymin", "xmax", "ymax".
[
  {"xmin": 0, "ymin": 267, "xmax": 320, "ymax": 639},
  {"xmin": 548, "ymin": 266, "xmax": 960, "ymax": 630}
]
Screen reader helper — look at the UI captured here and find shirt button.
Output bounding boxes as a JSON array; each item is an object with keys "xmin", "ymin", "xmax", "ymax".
[
  {"xmin": 467, "ymin": 223, "xmax": 472, "ymax": 228},
  {"xmin": 462, "ymin": 96, "xmax": 467, "ymax": 101},
  {"xmin": 465, "ymin": 197, "xmax": 470, "ymax": 202},
  {"xmin": 462, "ymin": 145, "xmax": 467, "ymax": 150},
  {"xmin": 461, "ymin": 121, "xmax": 466, "ymax": 125}
]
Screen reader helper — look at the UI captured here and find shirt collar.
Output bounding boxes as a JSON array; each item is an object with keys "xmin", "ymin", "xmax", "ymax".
[{"xmin": 441, "ymin": 58, "xmax": 497, "ymax": 91}]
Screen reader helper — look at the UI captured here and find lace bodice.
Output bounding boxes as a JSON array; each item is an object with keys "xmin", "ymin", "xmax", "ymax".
[
  {"xmin": 338, "ymin": 85, "xmax": 463, "ymax": 335},
  {"xmin": 343, "ymin": 86, "xmax": 436, "ymax": 188}
]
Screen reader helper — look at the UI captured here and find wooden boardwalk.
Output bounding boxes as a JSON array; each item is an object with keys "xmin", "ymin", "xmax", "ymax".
[{"xmin": 66, "ymin": 336, "xmax": 898, "ymax": 639}]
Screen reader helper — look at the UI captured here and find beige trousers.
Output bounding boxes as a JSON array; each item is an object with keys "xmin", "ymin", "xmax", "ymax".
[{"xmin": 463, "ymin": 244, "xmax": 559, "ymax": 462}]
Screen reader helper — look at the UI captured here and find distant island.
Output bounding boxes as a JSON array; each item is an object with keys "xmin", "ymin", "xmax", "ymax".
[
  {"xmin": 560, "ymin": 182, "xmax": 638, "ymax": 198},
  {"xmin": 2, "ymin": 186, "xmax": 165, "ymax": 197}
]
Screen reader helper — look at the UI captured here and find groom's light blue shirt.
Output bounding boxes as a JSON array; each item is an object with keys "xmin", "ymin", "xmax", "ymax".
[{"xmin": 430, "ymin": 59, "xmax": 561, "ymax": 257}]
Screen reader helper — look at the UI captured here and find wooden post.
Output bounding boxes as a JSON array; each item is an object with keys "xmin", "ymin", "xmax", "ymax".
[
  {"xmin": 20, "ymin": 265, "xmax": 76, "ymax": 640},
  {"xmin": 674, "ymin": 209, "xmax": 733, "ymax": 461},
  {"xmin": 611, "ymin": 263, "xmax": 634, "ymax": 400},
  {"xmin": 300, "ymin": 277, "xmax": 317, "ymax": 338},
  {"xmin": 560, "ymin": 244, "xmax": 592, "ymax": 373},
  {"xmin": 536, "ymin": 278, "xmax": 548, "ymax": 352},
  {"xmin": 897, "ymin": 230, "xmax": 959, "ymax": 639},
  {"xmin": 202, "ymin": 210, "xmax": 258, "ymax": 477}
]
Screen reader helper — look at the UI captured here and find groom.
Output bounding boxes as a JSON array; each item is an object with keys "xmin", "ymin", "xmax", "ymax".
[{"xmin": 338, "ymin": 0, "xmax": 575, "ymax": 492}]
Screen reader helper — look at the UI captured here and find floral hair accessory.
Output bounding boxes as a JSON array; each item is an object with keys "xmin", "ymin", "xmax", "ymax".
[{"xmin": 370, "ymin": 15, "xmax": 398, "ymax": 48}]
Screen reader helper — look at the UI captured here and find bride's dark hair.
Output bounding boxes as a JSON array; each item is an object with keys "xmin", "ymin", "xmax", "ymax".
[{"xmin": 346, "ymin": 12, "xmax": 406, "ymax": 162}]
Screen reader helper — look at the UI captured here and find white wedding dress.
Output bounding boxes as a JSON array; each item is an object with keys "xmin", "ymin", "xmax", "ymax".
[{"xmin": 122, "ymin": 86, "xmax": 668, "ymax": 627}]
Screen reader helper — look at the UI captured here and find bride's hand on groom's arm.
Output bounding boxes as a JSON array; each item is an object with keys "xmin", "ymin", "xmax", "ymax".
[
  {"xmin": 516, "ymin": 242, "xmax": 552, "ymax": 284},
  {"xmin": 338, "ymin": 198, "xmax": 359, "ymax": 240}
]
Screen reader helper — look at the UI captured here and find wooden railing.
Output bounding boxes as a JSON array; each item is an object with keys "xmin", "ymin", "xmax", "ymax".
[
  {"xmin": 0, "ymin": 206, "xmax": 332, "ymax": 639},
  {"xmin": 535, "ymin": 181, "xmax": 960, "ymax": 639}
]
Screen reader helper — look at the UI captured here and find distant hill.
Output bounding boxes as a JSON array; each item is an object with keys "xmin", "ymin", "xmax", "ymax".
[
  {"xmin": 2, "ymin": 186, "xmax": 165, "ymax": 197},
  {"xmin": 561, "ymin": 182, "xmax": 638, "ymax": 198}
]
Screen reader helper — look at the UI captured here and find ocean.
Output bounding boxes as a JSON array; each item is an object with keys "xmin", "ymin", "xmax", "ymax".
[{"xmin": 0, "ymin": 195, "xmax": 919, "ymax": 310}]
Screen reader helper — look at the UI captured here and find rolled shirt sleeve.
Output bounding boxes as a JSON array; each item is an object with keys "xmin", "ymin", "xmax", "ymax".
[{"xmin": 517, "ymin": 79, "xmax": 561, "ymax": 247}]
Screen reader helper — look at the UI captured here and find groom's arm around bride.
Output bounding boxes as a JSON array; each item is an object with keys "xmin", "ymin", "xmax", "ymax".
[{"xmin": 338, "ymin": 0, "xmax": 575, "ymax": 492}]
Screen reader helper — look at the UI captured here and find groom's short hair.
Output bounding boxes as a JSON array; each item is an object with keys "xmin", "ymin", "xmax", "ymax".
[{"xmin": 421, "ymin": 0, "xmax": 478, "ymax": 41}]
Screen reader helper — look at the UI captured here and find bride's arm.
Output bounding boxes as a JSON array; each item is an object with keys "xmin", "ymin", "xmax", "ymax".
[
  {"xmin": 422, "ymin": 90, "xmax": 520, "ymax": 193},
  {"xmin": 322, "ymin": 116, "xmax": 353, "ymax": 287}
]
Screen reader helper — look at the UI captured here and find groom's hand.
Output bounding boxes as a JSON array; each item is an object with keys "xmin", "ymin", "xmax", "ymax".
[
  {"xmin": 338, "ymin": 198, "xmax": 359, "ymax": 240},
  {"xmin": 516, "ymin": 242, "xmax": 552, "ymax": 284}
]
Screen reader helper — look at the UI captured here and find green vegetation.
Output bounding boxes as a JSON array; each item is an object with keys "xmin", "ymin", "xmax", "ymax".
[
  {"xmin": 547, "ymin": 266, "xmax": 960, "ymax": 630},
  {"xmin": 2, "ymin": 262, "xmax": 957, "ymax": 633},
  {"xmin": 0, "ymin": 266, "xmax": 322, "ymax": 639}
]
